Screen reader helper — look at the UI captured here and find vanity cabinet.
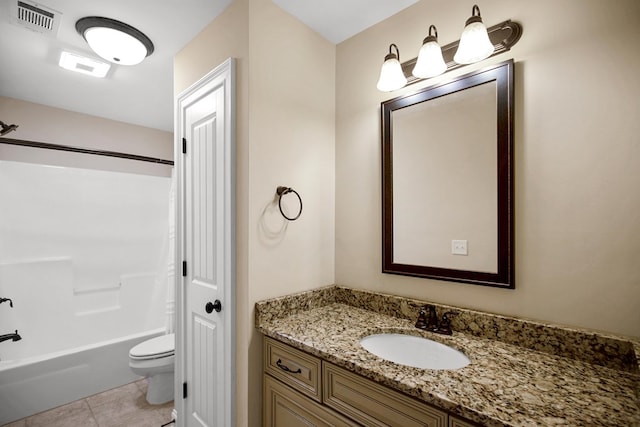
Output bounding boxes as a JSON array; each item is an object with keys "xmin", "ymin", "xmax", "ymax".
[
  {"xmin": 263, "ymin": 337, "xmax": 479, "ymax": 427},
  {"xmin": 264, "ymin": 337, "xmax": 357, "ymax": 427},
  {"xmin": 323, "ymin": 363, "xmax": 446, "ymax": 427},
  {"xmin": 448, "ymin": 416, "xmax": 479, "ymax": 427},
  {"xmin": 264, "ymin": 375, "xmax": 358, "ymax": 427}
]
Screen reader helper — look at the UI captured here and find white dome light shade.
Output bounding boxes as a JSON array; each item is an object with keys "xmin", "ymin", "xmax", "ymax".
[
  {"xmin": 377, "ymin": 44, "xmax": 407, "ymax": 92},
  {"xmin": 76, "ymin": 17, "xmax": 154, "ymax": 66},
  {"xmin": 454, "ymin": 5, "xmax": 494, "ymax": 64},
  {"xmin": 84, "ymin": 27, "xmax": 147, "ymax": 65},
  {"xmin": 412, "ymin": 25, "xmax": 447, "ymax": 79}
]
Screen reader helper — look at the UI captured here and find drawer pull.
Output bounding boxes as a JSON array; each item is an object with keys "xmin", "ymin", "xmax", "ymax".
[{"xmin": 276, "ymin": 359, "xmax": 302, "ymax": 374}]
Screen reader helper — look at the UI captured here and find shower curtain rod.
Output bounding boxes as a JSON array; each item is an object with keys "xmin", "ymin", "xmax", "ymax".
[{"xmin": 0, "ymin": 137, "xmax": 174, "ymax": 166}]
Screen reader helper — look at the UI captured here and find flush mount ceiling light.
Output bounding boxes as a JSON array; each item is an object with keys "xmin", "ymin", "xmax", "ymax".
[
  {"xmin": 59, "ymin": 51, "xmax": 111, "ymax": 77},
  {"xmin": 377, "ymin": 5, "xmax": 522, "ymax": 92},
  {"xmin": 76, "ymin": 16, "xmax": 154, "ymax": 65}
]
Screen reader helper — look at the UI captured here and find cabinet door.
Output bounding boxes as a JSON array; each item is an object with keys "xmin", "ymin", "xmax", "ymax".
[
  {"xmin": 323, "ymin": 363, "xmax": 447, "ymax": 427},
  {"xmin": 449, "ymin": 416, "xmax": 480, "ymax": 427},
  {"xmin": 264, "ymin": 375, "xmax": 358, "ymax": 427}
]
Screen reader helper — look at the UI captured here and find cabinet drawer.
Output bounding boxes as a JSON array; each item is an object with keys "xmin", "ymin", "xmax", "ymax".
[
  {"xmin": 323, "ymin": 362, "xmax": 447, "ymax": 427},
  {"xmin": 264, "ymin": 337, "xmax": 322, "ymax": 402},
  {"xmin": 264, "ymin": 375, "xmax": 359, "ymax": 427},
  {"xmin": 449, "ymin": 416, "xmax": 480, "ymax": 427}
]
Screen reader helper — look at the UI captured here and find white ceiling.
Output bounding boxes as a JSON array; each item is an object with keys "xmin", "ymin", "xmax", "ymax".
[
  {"xmin": 0, "ymin": 0, "xmax": 418, "ymax": 132},
  {"xmin": 273, "ymin": 0, "xmax": 418, "ymax": 45}
]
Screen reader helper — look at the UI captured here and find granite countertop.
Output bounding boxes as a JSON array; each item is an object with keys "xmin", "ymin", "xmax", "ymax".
[{"xmin": 255, "ymin": 286, "xmax": 640, "ymax": 427}]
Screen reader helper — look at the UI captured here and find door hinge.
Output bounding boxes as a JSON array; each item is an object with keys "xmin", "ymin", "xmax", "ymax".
[
  {"xmin": 183, "ymin": 382, "xmax": 187, "ymax": 399},
  {"xmin": 182, "ymin": 137, "xmax": 187, "ymax": 154},
  {"xmin": 182, "ymin": 261, "xmax": 187, "ymax": 277}
]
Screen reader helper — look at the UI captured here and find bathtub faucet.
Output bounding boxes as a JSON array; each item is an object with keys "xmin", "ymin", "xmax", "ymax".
[
  {"xmin": 0, "ymin": 330, "xmax": 21, "ymax": 343},
  {"xmin": 0, "ymin": 297, "xmax": 13, "ymax": 307}
]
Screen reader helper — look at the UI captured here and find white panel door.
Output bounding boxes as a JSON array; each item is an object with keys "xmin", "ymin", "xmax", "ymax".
[{"xmin": 176, "ymin": 59, "xmax": 235, "ymax": 427}]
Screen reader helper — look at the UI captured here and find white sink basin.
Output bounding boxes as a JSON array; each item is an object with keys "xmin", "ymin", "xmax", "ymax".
[{"xmin": 359, "ymin": 333, "xmax": 470, "ymax": 370}]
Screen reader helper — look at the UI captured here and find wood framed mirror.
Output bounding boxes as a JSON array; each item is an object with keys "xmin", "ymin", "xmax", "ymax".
[{"xmin": 382, "ymin": 60, "xmax": 514, "ymax": 288}]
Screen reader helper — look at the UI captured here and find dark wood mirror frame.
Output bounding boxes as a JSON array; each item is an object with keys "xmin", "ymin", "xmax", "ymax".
[{"xmin": 381, "ymin": 60, "xmax": 514, "ymax": 288}]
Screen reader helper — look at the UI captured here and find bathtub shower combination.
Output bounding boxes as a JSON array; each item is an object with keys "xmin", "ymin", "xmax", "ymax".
[{"xmin": 0, "ymin": 160, "xmax": 173, "ymax": 425}]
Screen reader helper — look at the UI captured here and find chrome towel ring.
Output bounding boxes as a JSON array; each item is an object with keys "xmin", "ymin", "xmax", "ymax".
[{"xmin": 276, "ymin": 186, "xmax": 302, "ymax": 221}]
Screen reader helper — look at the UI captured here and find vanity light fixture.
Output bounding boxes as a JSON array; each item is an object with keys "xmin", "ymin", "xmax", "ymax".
[
  {"xmin": 75, "ymin": 17, "xmax": 154, "ymax": 65},
  {"xmin": 412, "ymin": 25, "xmax": 447, "ymax": 79},
  {"xmin": 453, "ymin": 5, "xmax": 494, "ymax": 64},
  {"xmin": 376, "ymin": 44, "xmax": 408, "ymax": 92},
  {"xmin": 376, "ymin": 5, "xmax": 522, "ymax": 92}
]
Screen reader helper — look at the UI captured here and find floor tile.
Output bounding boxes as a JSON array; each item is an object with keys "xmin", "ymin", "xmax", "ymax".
[
  {"xmin": 86, "ymin": 383, "xmax": 144, "ymax": 424},
  {"xmin": 4, "ymin": 381, "xmax": 174, "ymax": 427},
  {"xmin": 101, "ymin": 402, "xmax": 175, "ymax": 427},
  {"xmin": 25, "ymin": 400, "xmax": 98, "ymax": 427},
  {"xmin": 86, "ymin": 382, "xmax": 142, "ymax": 410},
  {"xmin": 87, "ymin": 381, "xmax": 174, "ymax": 427},
  {"xmin": 1, "ymin": 420, "xmax": 26, "ymax": 427},
  {"xmin": 135, "ymin": 378, "xmax": 149, "ymax": 395}
]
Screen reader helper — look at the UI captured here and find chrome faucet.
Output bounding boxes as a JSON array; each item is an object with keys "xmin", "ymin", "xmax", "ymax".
[{"xmin": 0, "ymin": 330, "xmax": 21, "ymax": 343}]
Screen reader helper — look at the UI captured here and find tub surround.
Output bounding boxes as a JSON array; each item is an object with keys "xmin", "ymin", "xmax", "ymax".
[{"xmin": 255, "ymin": 286, "xmax": 640, "ymax": 426}]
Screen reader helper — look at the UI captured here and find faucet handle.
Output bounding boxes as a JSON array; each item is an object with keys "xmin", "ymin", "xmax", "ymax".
[
  {"xmin": 415, "ymin": 307, "xmax": 428, "ymax": 329},
  {"xmin": 437, "ymin": 311, "xmax": 457, "ymax": 335}
]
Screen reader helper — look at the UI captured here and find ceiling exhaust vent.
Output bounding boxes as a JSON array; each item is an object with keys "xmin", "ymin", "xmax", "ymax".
[{"xmin": 13, "ymin": 1, "xmax": 61, "ymax": 36}]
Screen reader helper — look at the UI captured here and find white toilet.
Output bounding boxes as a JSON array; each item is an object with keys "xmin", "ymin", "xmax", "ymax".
[{"xmin": 129, "ymin": 333, "xmax": 175, "ymax": 404}]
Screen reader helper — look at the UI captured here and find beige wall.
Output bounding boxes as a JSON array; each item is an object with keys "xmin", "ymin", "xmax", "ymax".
[
  {"xmin": 0, "ymin": 96, "xmax": 173, "ymax": 176},
  {"xmin": 174, "ymin": 1, "xmax": 251, "ymax": 425},
  {"xmin": 174, "ymin": 0, "xmax": 335, "ymax": 425},
  {"xmin": 336, "ymin": 0, "xmax": 640, "ymax": 338},
  {"xmin": 174, "ymin": 0, "xmax": 639, "ymax": 424}
]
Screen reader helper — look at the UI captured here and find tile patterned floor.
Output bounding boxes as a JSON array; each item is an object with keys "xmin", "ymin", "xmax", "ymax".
[{"xmin": 2, "ymin": 379, "xmax": 174, "ymax": 427}]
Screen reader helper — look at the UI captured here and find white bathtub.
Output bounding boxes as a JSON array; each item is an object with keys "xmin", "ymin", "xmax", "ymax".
[
  {"xmin": 0, "ymin": 328, "xmax": 165, "ymax": 425},
  {"xmin": 0, "ymin": 161, "xmax": 174, "ymax": 425}
]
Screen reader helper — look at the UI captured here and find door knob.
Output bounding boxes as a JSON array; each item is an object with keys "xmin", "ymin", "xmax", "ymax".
[{"xmin": 205, "ymin": 300, "xmax": 222, "ymax": 313}]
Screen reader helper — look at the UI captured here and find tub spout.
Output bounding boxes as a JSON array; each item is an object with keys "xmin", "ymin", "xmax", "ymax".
[{"xmin": 0, "ymin": 330, "xmax": 21, "ymax": 343}]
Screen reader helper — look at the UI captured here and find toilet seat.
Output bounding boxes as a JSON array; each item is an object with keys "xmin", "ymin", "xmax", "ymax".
[{"xmin": 129, "ymin": 333, "xmax": 175, "ymax": 360}]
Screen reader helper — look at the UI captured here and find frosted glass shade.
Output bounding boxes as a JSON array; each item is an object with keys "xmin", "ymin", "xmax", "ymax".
[
  {"xmin": 85, "ymin": 27, "xmax": 148, "ymax": 65},
  {"xmin": 412, "ymin": 40, "xmax": 447, "ymax": 79},
  {"xmin": 377, "ymin": 56, "xmax": 407, "ymax": 92},
  {"xmin": 454, "ymin": 21, "xmax": 494, "ymax": 64}
]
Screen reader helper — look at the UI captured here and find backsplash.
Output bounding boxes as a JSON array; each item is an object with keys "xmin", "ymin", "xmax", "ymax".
[{"xmin": 255, "ymin": 285, "xmax": 639, "ymax": 374}]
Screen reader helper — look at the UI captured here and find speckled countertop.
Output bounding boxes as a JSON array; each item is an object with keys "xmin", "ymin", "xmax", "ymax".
[{"xmin": 255, "ymin": 286, "xmax": 640, "ymax": 427}]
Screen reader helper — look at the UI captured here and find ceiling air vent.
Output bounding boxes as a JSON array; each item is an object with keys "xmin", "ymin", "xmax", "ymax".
[{"xmin": 13, "ymin": 1, "xmax": 61, "ymax": 36}]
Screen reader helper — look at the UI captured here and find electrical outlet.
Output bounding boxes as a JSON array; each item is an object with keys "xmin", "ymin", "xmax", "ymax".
[{"xmin": 451, "ymin": 240, "xmax": 468, "ymax": 255}]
